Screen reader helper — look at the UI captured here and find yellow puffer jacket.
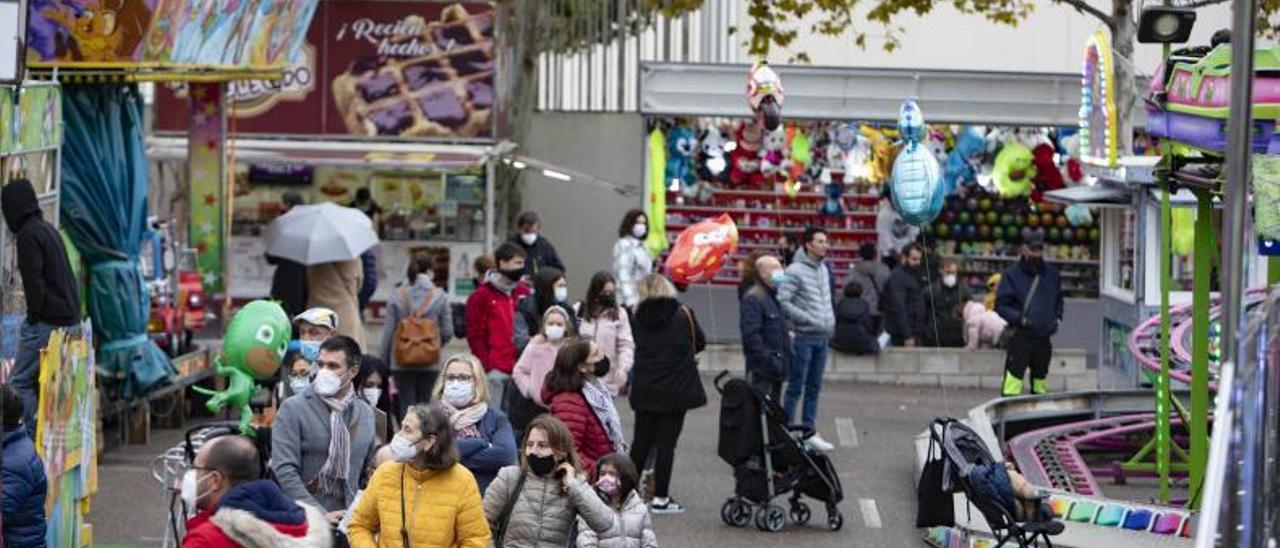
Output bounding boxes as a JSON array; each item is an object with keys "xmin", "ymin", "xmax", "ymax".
[{"xmin": 348, "ymin": 462, "xmax": 490, "ymax": 548}]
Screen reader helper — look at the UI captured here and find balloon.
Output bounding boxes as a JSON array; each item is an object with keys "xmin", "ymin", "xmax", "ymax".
[
  {"xmin": 891, "ymin": 143, "xmax": 945, "ymax": 225},
  {"xmin": 664, "ymin": 213, "xmax": 740, "ymax": 284},
  {"xmin": 192, "ymin": 300, "xmax": 292, "ymax": 435}
]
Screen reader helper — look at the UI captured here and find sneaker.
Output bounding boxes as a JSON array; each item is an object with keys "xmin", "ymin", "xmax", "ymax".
[
  {"xmin": 650, "ymin": 498, "xmax": 686, "ymax": 514},
  {"xmin": 806, "ymin": 434, "xmax": 835, "ymax": 452}
]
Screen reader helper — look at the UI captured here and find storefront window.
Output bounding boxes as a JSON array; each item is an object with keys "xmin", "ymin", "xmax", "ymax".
[{"xmin": 1104, "ymin": 208, "xmax": 1136, "ymax": 296}]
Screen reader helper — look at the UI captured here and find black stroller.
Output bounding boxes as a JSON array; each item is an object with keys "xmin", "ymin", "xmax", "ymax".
[{"xmin": 714, "ymin": 372, "xmax": 844, "ymax": 532}]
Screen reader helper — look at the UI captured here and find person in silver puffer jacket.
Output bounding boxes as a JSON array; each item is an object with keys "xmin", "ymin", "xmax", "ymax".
[
  {"xmin": 485, "ymin": 415, "xmax": 614, "ymax": 548},
  {"xmin": 576, "ymin": 453, "xmax": 657, "ymax": 548}
]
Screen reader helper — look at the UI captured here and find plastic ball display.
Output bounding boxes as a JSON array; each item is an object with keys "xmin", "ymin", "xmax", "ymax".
[
  {"xmin": 964, "ymin": 225, "xmax": 978, "ymax": 240},
  {"xmin": 1056, "ymin": 215, "xmax": 1069, "ymax": 229},
  {"xmin": 1001, "ymin": 213, "xmax": 1013, "ymax": 226},
  {"xmin": 1048, "ymin": 227, "xmax": 1061, "ymax": 241},
  {"xmin": 1062, "ymin": 228, "xmax": 1074, "ymax": 242},
  {"xmin": 1027, "ymin": 214, "xmax": 1040, "ymax": 227},
  {"xmin": 952, "ymin": 224, "xmax": 963, "ymax": 238},
  {"xmin": 1041, "ymin": 213, "xmax": 1055, "ymax": 227},
  {"xmin": 943, "ymin": 210, "xmax": 957, "ymax": 224},
  {"xmin": 1021, "ymin": 226, "xmax": 1034, "ymax": 241},
  {"xmin": 987, "ymin": 211, "xmax": 999, "ymax": 225},
  {"xmin": 1089, "ymin": 228, "xmax": 1101, "ymax": 242},
  {"xmin": 979, "ymin": 225, "xmax": 992, "ymax": 239},
  {"xmin": 966, "ymin": 197, "xmax": 979, "ymax": 211},
  {"xmin": 936, "ymin": 223, "xmax": 950, "ymax": 238},
  {"xmin": 979, "ymin": 198, "xmax": 992, "ymax": 211},
  {"xmin": 958, "ymin": 211, "xmax": 971, "ymax": 224},
  {"xmin": 991, "ymin": 226, "xmax": 1004, "ymax": 240}
]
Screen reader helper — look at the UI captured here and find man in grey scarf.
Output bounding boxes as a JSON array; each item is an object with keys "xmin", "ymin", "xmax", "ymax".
[{"xmin": 271, "ymin": 336, "xmax": 377, "ymax": 525}]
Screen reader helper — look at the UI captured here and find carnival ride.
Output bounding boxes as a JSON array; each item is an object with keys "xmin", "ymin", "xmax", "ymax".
[{"xmin": 918, "ymin": 37, "xmax": 1275, "ymax": 548}]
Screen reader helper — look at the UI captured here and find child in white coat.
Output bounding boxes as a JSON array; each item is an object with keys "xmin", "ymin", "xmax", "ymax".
[{"xmin": 577, "ymin": 453, "xmax": 658, "ymax": 548}]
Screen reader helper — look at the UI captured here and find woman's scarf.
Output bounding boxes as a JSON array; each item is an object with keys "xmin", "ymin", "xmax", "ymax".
[
  {"xmin": 316, "ymin": 388, "xmax": 355, "ymax": 496},
  {"xmin": 440, "ymin": 400, "xmax": 489, "ymax": 439},
  {"xmin": 582, "ymin": 378, "xmax": 627, "ymax": 452}
]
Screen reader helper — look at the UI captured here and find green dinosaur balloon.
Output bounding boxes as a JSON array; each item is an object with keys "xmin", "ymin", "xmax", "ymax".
[{"xmin": 192, "ymin": 300, "xmax": 292, "ymax": 435}]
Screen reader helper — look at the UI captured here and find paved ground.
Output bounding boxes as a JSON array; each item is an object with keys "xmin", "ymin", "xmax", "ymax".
[{"xmin": 91, "ymin": 377, "xmax": 994, "ymax": 547}]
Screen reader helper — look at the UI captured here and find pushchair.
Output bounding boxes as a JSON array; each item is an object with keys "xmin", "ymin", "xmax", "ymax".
[
  {"xmin": 714, "ymin": 372, "xmax": 844, "ymax": 532},
  {"xmin": 923, "ymin": 417, "xmax": 1063, "ymax": 547}
]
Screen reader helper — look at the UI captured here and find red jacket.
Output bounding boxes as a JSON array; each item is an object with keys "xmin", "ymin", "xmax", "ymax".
[
  {"xmin": 466, "ymin": 278, "xmax": 532, "ymax": 374},
  {"xmin": 182, "ymin": 480, "xmax": 331, "ymax": 548},
  {"xmin": 544, "ymin": 386, "xmax": 614, "ymax": 471}
]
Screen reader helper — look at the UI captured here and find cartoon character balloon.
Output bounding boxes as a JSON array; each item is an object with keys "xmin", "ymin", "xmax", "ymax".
[
  {"xmin": 664, "ymin": 214, "xmax": 739, "ymax": 284},
  {"xmin": 890, "ymin": 100, "xmax": 945, "ymax": 225},
  {"xmin": 747, "ymin": 61, "xmax": 785, "ymax": 131},
  {"xmin": 192, "ymin": 300, "xmax": 292, "ymax": 435}
]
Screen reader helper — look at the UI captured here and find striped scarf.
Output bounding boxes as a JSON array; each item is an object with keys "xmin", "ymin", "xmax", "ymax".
[
  {"xmin": 582, "ymin": 378, "xmax": 627, "ymax": 453},
  {"xmin": 316, "ymin": 388, "xmax": 355, "ymax": 497}
]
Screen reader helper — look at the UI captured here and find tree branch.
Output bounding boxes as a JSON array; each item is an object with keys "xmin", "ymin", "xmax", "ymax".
[
  {"xmin": 1179, "ymin": 0, "xmax": 1230, "ymax": 9},
  {"xmin": 1053, "ymin": 0, "xmax": 1114, "ymax": 28}
]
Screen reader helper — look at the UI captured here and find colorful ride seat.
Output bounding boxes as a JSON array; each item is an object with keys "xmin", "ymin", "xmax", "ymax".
[
  {"xmin": 1046, "ymin": 497, "xmax": 1071, "ymax": 519},
  {"xmin": 1146, "ymin": 45, "xmax": 1280, "ymax": 154},
  {"xmin": 1123, "ymin": 508, "xmax": 1154, "ymax": 531},
  {"xmin": 1067, "ymin": 500, "xmax": 1099, "ymax": 523},
  {"xmin": 1094, "ymin": 505, "xmax": 1125, "ymax": 527},
  {"xmin": 1152, "ymin": 513, "xmax": 1184, "ymax": 535}
]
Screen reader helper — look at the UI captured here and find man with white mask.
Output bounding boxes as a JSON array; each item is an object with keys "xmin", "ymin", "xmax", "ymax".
[
  {"xmin": 271, "ymin": 336, "xmax": 377, "ymax": 531},
  {"xmin": 926, "ymin": 259, "xmax": 971, "ymax": 347},
  {"xmin": 182, "ymin": 435, "xmax": 331, "ymax": 547},
  {"xmin": 507, "ymin": 210, "xmax": 566, "ymax": 276}
]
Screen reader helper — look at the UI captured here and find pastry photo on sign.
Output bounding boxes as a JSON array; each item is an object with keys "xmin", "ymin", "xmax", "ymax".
[{"xmin": 330, "ymin": 3, "xmax": 494, "ymax": 139}]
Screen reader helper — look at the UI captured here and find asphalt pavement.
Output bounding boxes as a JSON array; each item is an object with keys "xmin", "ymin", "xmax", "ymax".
[{"xmin": 91, "ymin": 376, "xmax": 993, "ymax": 547}]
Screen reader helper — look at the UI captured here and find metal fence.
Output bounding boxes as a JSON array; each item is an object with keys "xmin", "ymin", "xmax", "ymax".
[{"xmin": 537, "ymin": 0, "xmax": 739, "ymax": 112}]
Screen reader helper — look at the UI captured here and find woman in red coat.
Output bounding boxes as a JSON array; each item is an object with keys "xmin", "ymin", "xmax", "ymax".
[{"xmin": 542, "ymin": 338, "xmax": 628, "ymax": 471}]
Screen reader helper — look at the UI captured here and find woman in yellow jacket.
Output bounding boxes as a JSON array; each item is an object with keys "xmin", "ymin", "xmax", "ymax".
[{"xmin": 348, "ymin": 403, "xmax": 491, "ymax": 548}]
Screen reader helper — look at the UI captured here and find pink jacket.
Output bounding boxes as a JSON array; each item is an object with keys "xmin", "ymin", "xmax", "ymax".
[
  {"xmin": 963, "ymin": 301, "xmax": 1008, "ymax": 350},
  {"xmin": 578, "ymin": 307, "xmax": 636, "ymax": 396},
  {"xmin": 512, "ymin": 337, "xmax": 563, "ymax": 407}
]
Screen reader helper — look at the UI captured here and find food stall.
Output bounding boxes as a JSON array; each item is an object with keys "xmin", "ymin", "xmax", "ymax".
[{"xmin": 150, "ymin": 0, "xmax": 499, "ymax": 312}]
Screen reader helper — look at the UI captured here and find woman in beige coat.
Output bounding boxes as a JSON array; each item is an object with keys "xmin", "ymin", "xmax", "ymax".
[
  {"xmin": 307, "ymin": 258, "xmax": 365, "ymax": 348},
  {"xmin": 484, "ymin": 415, "xmax": 613, "ymax": 548}
]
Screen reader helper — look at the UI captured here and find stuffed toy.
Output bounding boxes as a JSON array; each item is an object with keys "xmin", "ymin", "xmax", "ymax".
[
  {"xmin": 665, "ymin": 125, "xmax": 697, "ymax": 193},
  {"xmin": 993, "ymin": 142, "xmax": 1036, "ymax": 198},
  {"xmin": 944, "ymin": 126, "xmax": 985, "ymax": 194},
  {"xmin": 818, "ymin": 169, "xmax": 845, "ymax": 219},
  {"xmin": 646, "ymin": 128, "xmax": 670, "ymax": 256},
  {"xmin": 788, "ymin": 126, "xmax": 812, "ymax": 183},
  {"xmin": 759, "ymin": 127, "xmax": 790, "ymax": 181},
  {"xmin": 863, "ymin": 126, "xmax": 899, "ymax": 184},
  {"xmin": 1030, "ymin": 143, "xmax": 1065, "ymax": 202},
  {"xmin": 192, "ymin": 300, "xmax": 292, "ymax": 435},
  {"xmin": 802, "ymin": 127, "xmax": 830, "ymax": 184},
  {"xmin": 696, "ymin": 126, "xmax": 729, "ymax": 184},
  {"xmin": 1064, "ymin": 204, "xmax": 1094, "ymax": 227},
  {"xmin": 728, "ymin": 124, "xmax": 765, "ymax": 186}
]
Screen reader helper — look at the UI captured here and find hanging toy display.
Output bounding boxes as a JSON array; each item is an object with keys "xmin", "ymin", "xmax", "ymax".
[
  {"xmin": 728, "ymin": 124, "xmax": 765, "ymax": 186},
  {"xmin": 664, "ymin": 213, "xmax": 740, "ymax": 284},
  {"xmin": 759, "ymin": 127, "xmax": 791, "ymax": 182},
  {"xmin": 787, "ymin": 126, "xmax": 813, "ymax": 183},
  {"xmin": 192, "ymin": 300, "xmax": 292, "ymax": 435},
  {"xmin": 696, "ymin": 126, "xmax": 729, "ymax": 184},
  {"xmin": 943, "ymin": 126, "xmax": 985, "ymax": 194},
  {"xmin": 665, "ymin": 125, "xmax": 697, "ymax": 195},
  {"xmin": 993, "ymin": 141, "xmax": 1036, "ymax": 198},
  {"xmin": 1029, "ymin": 143, "xmax": 1065, "ymax": 202},
  {"xmin": 890, "ymin": 100, "xmax": 945, "ymax": 226},
  {"xmin": 819, "ymin": 169, "xmax": 845, "ymax": 219},
  {"xmin": 746, "ymin": 61, "xmax": 785, "ymax": 132}
]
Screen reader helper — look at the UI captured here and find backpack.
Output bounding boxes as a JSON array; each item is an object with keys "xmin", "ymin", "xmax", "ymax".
[{"xmin": 393, "ymin": 287, "xmax": 442, "ymax": 367}]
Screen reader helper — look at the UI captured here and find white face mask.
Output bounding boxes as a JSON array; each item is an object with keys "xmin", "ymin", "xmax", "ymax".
[
  {"xmin": 180, "ymin": 469, "xmax": 212, "ymax": 513},
  {"xmin": 312, "ymin": 368, "xmax": 343, "ymax": 397},
  {"xmin": 632, "ymin": 224, "xmax": 647, "ymax": 239},
  {"xmin": 553, "ymin": 286, "xmax": 568, "ymax": 303},
  {"xmin": 388, "ymin": 434, "xmax": 419, "ymax": 462},
  {"xmin": 942, "ymin": 274, "xmax": 958, "ymax": 288},
  {"xmin": 361, "ymin": 387, "xmax": 382, "ymax": 405},
  {"xmin": 520, "ymin": 233, "xmax": 538, "ymax": 245},
  {"xmin": 288, "ymin": 377, "xmax": 311, "ymax": 395},
  {"xmin": 544, "ymin": 325, "xmax": 566, "ymax": 342},
  {"xmin": 444, "ymin": 380, "xmax": 475, "ymax": 407}
]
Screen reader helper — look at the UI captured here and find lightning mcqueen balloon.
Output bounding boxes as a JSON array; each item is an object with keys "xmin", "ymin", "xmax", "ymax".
[{"xmin": 665, "ymin": 214, "xmax": 740, "ymax": 284}]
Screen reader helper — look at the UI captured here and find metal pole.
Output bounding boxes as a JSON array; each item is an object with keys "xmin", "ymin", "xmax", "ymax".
[
  {"xmin": 485, "ymin": 159, "xmax": 495, "ymax": 253},
  {"xmin": 1157, "ymin": 178, "xmax": 1173, "ymax": 503},
  {"xmin": 1189, "ymin": 189, "xmax": 1212, "ymax": 508},
  {"xmin": 1221, "ymin": 0, "xmax": 1258, "ymax": 541}
]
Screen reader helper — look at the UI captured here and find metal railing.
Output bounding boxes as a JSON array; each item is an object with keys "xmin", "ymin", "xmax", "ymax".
[{"xmin": 537, "ymin": 0, "xmax": 739, "ymax": 112}]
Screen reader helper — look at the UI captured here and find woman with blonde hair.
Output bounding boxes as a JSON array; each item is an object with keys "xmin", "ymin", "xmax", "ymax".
[
  {"xmin": 347, "ymin": 403, "xmax": 490, "ymax": 548},
  {"xmin": 628, "ymin": 274, "xmax": 706, "ymax": 514},
  {"xmin": 432, "ymin": 353, "xmax": 517, "ymax": 493},
  {"xmin": 484, "ymin": 415, "xmax": 613, "ymax": 548}
]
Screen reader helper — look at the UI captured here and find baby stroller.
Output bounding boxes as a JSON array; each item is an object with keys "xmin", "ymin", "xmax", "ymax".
[
  {"xmin": 924, "ymin": 417, "xmax": 1063, "ymax": 547},
  {"xmin": 714, "ymin": 372, "xmax": 844, "ymax": 532}
]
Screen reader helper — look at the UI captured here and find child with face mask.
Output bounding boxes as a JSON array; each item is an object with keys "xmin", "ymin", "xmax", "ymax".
[
  {"xmin": 346, "ymin": 404, "xmax": 491, "ymax": 548},
  {"xmin": 511, "ymin": 308, "xmax": 577, "ymax": 435},
  {"xmin": 483, "ymin": 415, "xmax": 614, "ymax": 548},
  {"xmin": 432, "ymin": 354, "xmax": 517, "ymax": 493},
  {"xmin": 576, "ymin": 453, "xmax": 658, "ymax": 548}
]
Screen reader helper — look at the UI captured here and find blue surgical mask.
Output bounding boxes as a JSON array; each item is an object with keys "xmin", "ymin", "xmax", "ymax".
[
  {"xmin": 295, "ymin": 340, "xmax": 321, "ymax": 362},
  {"xmin": 769, "ymin": 270, "xmax": 787, "ymax": 286}
]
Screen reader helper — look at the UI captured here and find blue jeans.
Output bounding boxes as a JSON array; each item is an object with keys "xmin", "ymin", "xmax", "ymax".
[
  {"xmin": 12, "ymin": 322, "xmax": 55, "ymax": 438},
  {"xmin": 784, "ymin": 336, "xmax": 828, "ymax": 429}
]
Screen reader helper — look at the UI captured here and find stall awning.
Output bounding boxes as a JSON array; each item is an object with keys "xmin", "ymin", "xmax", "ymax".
[
  {"xmin": 1043, "ymin": 185, "xmax": 1132, "ymax": 208},
  {"xmin": 146, "ymin": 137, "xmax": 492, "ymax": 170}
]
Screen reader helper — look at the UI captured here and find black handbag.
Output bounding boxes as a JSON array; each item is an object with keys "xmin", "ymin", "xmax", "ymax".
[{"xmin": 915, "ymin": 426, "xmax": 955, "ymax": 528}]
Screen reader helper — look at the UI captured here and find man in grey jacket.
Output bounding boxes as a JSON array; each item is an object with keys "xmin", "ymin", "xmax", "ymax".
[
  {"xmin": 777, "ymin": 226, "xmax": 837, "ymax": 452},
  {"xmin": 271, "ymin": 335, "xmax": 377, "ymax": 525}
]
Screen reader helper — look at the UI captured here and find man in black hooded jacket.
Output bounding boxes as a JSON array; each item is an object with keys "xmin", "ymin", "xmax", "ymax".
[{"xmin": 1, "ymin": 179, "xmax": 80, "ymax": 434}]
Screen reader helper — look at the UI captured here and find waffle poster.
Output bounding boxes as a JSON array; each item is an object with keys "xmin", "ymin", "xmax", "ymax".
[
  {"xmin": 25, "ymin": 0, "xmax": 317, "ymax": 69},
  {"xmin": 153, "ymin": 1, "xmax": 496, "ymax": 140}
]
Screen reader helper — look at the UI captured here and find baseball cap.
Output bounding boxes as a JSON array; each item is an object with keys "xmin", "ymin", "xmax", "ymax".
[{"xmin": 293, "ymin": 308, "xmax": 339, "ymax": 330}]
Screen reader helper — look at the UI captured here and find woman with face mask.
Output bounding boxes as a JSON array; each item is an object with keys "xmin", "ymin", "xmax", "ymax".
[
  {"xmin": 431, "ymin": 354, "xmax": 517, "ymax": 493},
  {"xmin": 511, "ymin": 307, "xmax": 576, "ymax": 435},
  {"xmin": 543, "ymin": 339, "xmax": 627, "ymax": 472},
  {"xmin": 354, "ymin": 354, "xmax": 397, "ymax": 445},
  {"xmin": 278, "ymin": 351, "xmax": 313, "ymax": 401},
  {"xmin": 483, "ymin": 415, "xmax": 614, "ymax": 548},
  {"xmin": 611, "ymin": 209, "xmax": 654, "ymax": 310},
  {"xmin": 576, "ymin": 453, "xmax": 657, "ymax": 548},
  {"xmin": 347, "ymin": 403, "xmax": 490, "ymax": 548},
  {"xmin": 575, "ymin": 272, "xmax": 635, "ymax": 396}
]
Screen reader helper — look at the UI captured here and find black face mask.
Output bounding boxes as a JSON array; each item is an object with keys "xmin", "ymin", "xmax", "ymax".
[
  {"xmin": 1022, "ymin": 257, "xmax": 1044, "ymax": 275},
  {"xmin": 499, "ymin": 267, "xmax": 525, "ymax": 281},
  {"xmin": 527, "ymin": 453, "xmax": 557, "ymax": 477},
  {"xmin": 593, "ymin": 356, "xmax": 612, "ymax": 378},
  {"xmin": 598, "ymin": 293, "xmax": 617, "ymax": 308}
]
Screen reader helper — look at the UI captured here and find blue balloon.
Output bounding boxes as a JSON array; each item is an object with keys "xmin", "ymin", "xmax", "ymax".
[{"xmin": 891, "ymin": 143, "xmax": 944, "ymax": 226}]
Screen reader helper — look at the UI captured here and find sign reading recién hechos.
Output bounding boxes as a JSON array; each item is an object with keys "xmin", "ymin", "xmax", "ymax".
[{"xmin": 153, "ymin": 1, "xmax": 496, "ymax": 141}]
